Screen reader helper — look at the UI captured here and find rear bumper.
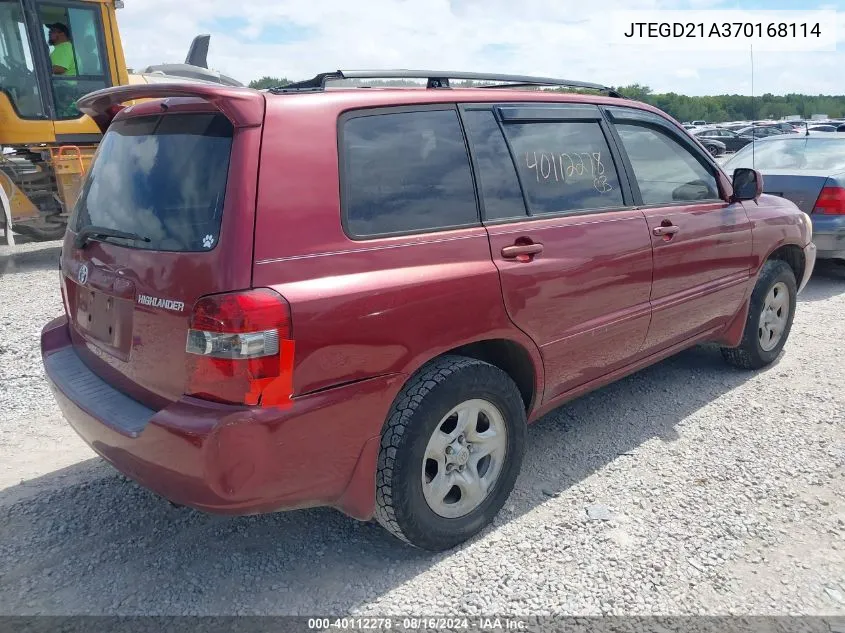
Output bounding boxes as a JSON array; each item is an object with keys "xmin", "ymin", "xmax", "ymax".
[
  {"xmin": 813, "ymin": 231, "xmax": 845, "ymax": 260},
  {"xmin": 799, "ymin": 241, "xmax": 817, "ymax": 294},
  {"xmin": 41, "ymin": 316, "xmax": 402, "ymax": 519}
]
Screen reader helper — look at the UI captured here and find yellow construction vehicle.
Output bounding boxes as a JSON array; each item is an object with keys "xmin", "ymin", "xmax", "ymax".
[{"xmin": 0, "ymin": 0, "xmax": 241, "ymax": 244}]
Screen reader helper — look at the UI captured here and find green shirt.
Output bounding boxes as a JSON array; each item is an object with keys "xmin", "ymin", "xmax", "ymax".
[{"xmin": 50, "ymin": 41, "xmax": 77, "ymax": 77}]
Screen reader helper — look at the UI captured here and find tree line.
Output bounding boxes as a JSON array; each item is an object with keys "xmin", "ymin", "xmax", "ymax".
[
  {"xmin": 247, "ymin": 76, "xmax": 845, "ymax": 122},
  {"xmin": 610, "ymin": 84, "xmax": 845, "ymax": 122}
]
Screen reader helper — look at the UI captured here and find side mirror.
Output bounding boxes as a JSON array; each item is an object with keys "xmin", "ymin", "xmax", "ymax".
[{"xmin": 731, "ymin": 167, "xmax": 763, "ymax": 202}]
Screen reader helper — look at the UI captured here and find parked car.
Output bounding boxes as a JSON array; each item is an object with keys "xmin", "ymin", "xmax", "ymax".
[
  {"xmin": 721, "ymin": 123, "xmax": 752, "ymax": 132},
  {"xmin": 693, "ymin": 127, "xmax": 753, "ymax": 153},
  {"xmin": 737, "ymin": 125, "xmax": 785, "ymax": 139},
  {"xmin": 41, "ymin": 72, "xmax": 816, "ymax": 551},
  {"xmin": 755, "ymin": 121, "xmax": 797, "ymax": 133},
  {"xmin": 723, "ymin": 134, "xmax": 845, "ymax": 262},
  {"xmin": 691, "ymin": 120, "xmax": 707, "ymax": 126},
  {"xmin": 694, "ymin": 136, "xmax": 727, "ymax": 156},
  {"xmin": 809, "ymin": 125, "xmax": 837, "ymax": 133}
]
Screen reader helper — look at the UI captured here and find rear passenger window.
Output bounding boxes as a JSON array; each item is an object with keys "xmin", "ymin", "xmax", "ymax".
[
  {"xmin": 461, "ymin": 110, "xmax": 527, "ymax": 220},
  {"xmin": 342, "ymin": 109, "xmax": 478, "ymax": 237},
  {"xmin": 615, "ymin": 124, "xmax": 720, "ymax": 205},
  {"xmin": 501, "ymin": 122, "xmax": 624, "ymax": 215}
]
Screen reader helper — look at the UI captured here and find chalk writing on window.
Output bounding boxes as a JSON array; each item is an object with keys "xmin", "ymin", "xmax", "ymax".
[{"xmin": 524, "ymin": 151, "xmax": 613, "ymax": 194}]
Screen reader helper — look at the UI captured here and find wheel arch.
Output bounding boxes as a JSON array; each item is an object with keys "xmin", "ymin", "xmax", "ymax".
[
  {"xmin": 446, "ymin": 338, "xmax": 540, "ymax": 413},
  {"xmin": 336, "ymin": 338, "xmax": 541, "ymax": 524},
  {"xmin": 765, "ymin": 242, "xmax": 805, "ymax": 286}
]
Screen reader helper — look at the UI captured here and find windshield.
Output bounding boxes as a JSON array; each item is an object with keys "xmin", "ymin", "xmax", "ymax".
[
  {"xmin": 71, "ymin": 113, "xmax": 234, "ymax": 252},
  {"xmin": 724, "ymin": 137, "xmax": 845, "ymax": 172},
  {"xmin": 0, "ymin": 0, "xmax": 46, "ymax": 118}
]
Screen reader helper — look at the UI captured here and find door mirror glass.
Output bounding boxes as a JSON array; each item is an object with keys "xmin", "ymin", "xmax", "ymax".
[{"xmin": 732, "ymin": 168, "xmax": 762, "ymax": 201}]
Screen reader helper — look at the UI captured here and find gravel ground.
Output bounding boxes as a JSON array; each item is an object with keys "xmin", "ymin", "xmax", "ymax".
[{"xmin": 1, "ymin": 239, "xmax": 844, "ymax": 617}]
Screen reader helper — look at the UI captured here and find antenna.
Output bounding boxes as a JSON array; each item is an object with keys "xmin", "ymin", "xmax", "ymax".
[{"xmin": 750, "ymin": 44, "xmax": 755, "ymax": 169}]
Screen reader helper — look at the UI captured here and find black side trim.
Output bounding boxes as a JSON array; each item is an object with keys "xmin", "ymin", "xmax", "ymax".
[{"xmin": 496, "ymin": 104, "xmax": 603, "ymax": 122}]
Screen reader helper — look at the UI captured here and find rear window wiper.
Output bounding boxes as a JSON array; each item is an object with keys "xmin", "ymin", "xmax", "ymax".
[{"xmin": 75, "ymin": 226, "xmax": 152, "ymax": 249}]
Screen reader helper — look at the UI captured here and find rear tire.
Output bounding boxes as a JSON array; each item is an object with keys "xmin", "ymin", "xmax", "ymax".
[
  {"xmin": 374, "ymin": 355, "xmax": 526, "ymax": 551},
  {"xmin": 12, "ymin": 220, "xmax": 66, "ymax": 242},
  {"xmin": 721, "ymin": 259, "xmax": 797, "ymax": 370}
]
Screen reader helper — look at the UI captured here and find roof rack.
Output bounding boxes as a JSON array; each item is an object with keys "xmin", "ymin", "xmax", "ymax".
[{"xmin": 270, "ymin": 70, "xmax": 624, "ymax": 97}]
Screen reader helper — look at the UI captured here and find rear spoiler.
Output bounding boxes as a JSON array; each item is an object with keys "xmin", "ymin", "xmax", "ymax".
[{"xmin": 77, "ymin": 84, "xmax": 264, "ymax": 133}]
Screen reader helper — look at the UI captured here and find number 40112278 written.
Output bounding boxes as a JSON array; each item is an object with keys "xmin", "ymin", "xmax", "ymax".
[{"xmin": 525, "ymin": 151, "xmax": 613, "ymax": 194}]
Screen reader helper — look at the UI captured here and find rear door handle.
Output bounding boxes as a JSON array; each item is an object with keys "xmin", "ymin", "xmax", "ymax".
[
  {"xmin": 501, "ymin": 243, "xmax": 544, "ymax": 259},
  {"xmin": 653, "ymin": 225, "xmax": 680, "ymax": 237}
]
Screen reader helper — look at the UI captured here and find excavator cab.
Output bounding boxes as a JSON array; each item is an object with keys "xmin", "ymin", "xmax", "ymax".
[
  {"xmin": 0, "ymin": 0, "xmax": 241, "ymax": 243},
  {"xmin": 0, "ymin": 0, "xmax": 126, "ymax": 138},
  {"xmin": 0, "ymin": 0, "xmax": 126, "ymax": 241}
]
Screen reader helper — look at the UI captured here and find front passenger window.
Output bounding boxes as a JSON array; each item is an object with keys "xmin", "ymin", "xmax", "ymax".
[{"xmin": 615, "ymin": 124, "xmax": 720, "ymax": 205}]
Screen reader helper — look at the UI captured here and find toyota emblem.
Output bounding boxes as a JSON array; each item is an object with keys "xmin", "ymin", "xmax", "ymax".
[{"xmin": 78, "ymin": 263, "xmax": 89, "ymax": 286}]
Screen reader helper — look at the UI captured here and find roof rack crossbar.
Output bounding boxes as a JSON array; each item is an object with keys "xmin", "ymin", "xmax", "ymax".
[{"xmin": 271, "ymin": 70, "xmax": 623, "ymax": 97}]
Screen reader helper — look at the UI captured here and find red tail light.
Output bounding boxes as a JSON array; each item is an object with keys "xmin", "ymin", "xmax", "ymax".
[
  {"xmin": 185, "ymin": 288, "xmax": 294, "ymax": 407},
  {"xmin": 813, "ymin": 186, "xmax": 845, "ymax": 215}
]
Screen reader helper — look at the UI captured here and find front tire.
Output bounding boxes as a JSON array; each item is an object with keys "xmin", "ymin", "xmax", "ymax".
[
  {"xmin": 374, "ymin": 355, "xmax": 526, "ymax": 551},
  {"xmin": 721, "ymin": 259, "xmax": 797, "ymax": 369}
]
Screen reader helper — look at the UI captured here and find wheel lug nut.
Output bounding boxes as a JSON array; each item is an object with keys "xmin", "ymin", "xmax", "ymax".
[{"xmin": 446, "ymin": 446, "xmax": 453, "ymax": 455}]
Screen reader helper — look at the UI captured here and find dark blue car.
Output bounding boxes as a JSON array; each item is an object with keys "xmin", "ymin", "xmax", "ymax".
[{"xmin": 723, "ymin": 134, "xmax": 845, "ymax": 262}]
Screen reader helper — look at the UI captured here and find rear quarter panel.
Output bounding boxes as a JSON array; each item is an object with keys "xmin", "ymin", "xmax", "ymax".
[{"xmin": 251, "ymin": 97, "xmax": 544, "ymax": 406}]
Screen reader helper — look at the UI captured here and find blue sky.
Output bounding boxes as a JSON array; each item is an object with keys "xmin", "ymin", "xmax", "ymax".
[{"xmin": 117, "ymin": 0, "xmax": 843, "ymax": 96}]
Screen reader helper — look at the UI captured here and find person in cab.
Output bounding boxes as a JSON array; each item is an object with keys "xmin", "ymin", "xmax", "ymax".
[{"xmin": 46, "ymin": 22, "xmax": 77, "ymax": 77}]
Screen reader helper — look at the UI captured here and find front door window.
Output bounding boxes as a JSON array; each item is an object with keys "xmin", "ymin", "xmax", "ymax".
[{"xmin": 614, "ymin": 124, "xmax": 720, "ymax": 205}]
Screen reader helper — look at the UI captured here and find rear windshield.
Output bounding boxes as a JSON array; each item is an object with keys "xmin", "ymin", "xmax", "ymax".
[
  {"xmin": 725, "ymin": 137, "xmax": 845, "ymax": 172},
  {"xmin": 72, "ymin": 113, "xmax": 233, "ymax": 251}
]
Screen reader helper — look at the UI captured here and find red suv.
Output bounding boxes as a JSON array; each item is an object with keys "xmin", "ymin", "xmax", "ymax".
[{"xmin": 41, "ymin": 71, "xmax": 816, "ymax": 551}]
